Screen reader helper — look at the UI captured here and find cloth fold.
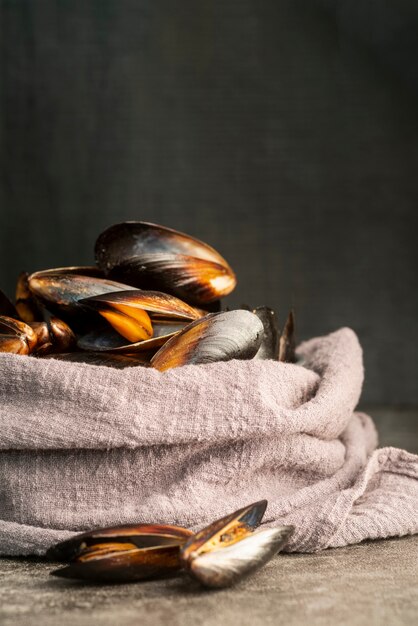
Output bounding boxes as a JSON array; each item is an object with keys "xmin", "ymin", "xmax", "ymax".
[{"xmin": 0, "ymin": 327, "xmax": 417, "ymax": 555}]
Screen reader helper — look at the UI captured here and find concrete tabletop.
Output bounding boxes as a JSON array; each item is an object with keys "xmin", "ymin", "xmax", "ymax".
[{"xmin": 1, "ymin": 407, "xmax": 417, "ymax": 626}]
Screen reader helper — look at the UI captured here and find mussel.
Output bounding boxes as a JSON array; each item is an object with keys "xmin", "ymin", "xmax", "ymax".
[
  {"xmin": 77, "ymin": 321, "xmax": 187, "ymax": 354},
  {"xmin": 180, "ymin": 501, "xmax": 293, "ymax": 588},
  {"xmin": 150, "ymin": 310, "xmax": 264, "ymax": 371},
  {"xmin": 253, "ymin": 306, "xmax": 280, "ymax": 360},
  {"xmin": 79, "ymin": 289, "xmax": 201, "ymax": 344},
  {"xmin": 49, "ymin": 523, "xmax": 193, "ymax": 583},
  {"xmin": 278, "ymin": 309, "xmax": 296, "ymax": 363},
  {"xmin": 0, "ymin": 316, "xmax": 37, "ymax": 354},
  {"xmin": 95, "ymin": 222, "xmax": 237, "ymax": 305},
  {"xmin": 27, "ymin": 268, "xmax": 133, "ymax": 316},
  {"xmin": 48, "ymin": 503, "xmax": 294, "ymax": 587},
  {"xmin": 15, "ymin": 271, "xmax": 43, "ymax": 323}
]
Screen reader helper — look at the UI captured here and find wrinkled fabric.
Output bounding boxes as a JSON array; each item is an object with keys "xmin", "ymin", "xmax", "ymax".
[{"xmin": 0, "ymin": 327, "xmax": 417, "ymax": 556}]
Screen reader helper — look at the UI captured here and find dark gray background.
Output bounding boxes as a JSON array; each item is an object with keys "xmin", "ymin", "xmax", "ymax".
[{"xmin": 0, "ymin": 1, "xmax": 417, "ymax": 405}]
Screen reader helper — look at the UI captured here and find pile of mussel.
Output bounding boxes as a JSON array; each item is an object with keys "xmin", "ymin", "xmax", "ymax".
[
  {"xmin": 47, "ymin": 500, "xmax": 293, "ymax": 588},
  {"xmin": 0, "ymin": 222, "xmax": 295, "ymax": 369}
]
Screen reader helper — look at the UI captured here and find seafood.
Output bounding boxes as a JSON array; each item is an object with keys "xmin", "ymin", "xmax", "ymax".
[
  {"xmin": 78, "ymin": 321, "xmax": 187, "ymax": 354},
  {"xmin": 47, "ymin": 502, "xmax": 294, "ymax": 587},
  {"xmin": 0, "ymin": 221, "xmax": 297, "ymax": 369},
  {"xmin": 79, "ymin": 289, "xmax": 201, "ymax": 344},
  {"xmin": 278, "ymin": 310, "xmax": 296, "ymax": 363},
  {"xmin": 253, "ymin": 306, "xmax": 280, "ymax": 360},
  {"xmin": 15, "ymin": 272, "xmax": 42, "ymax": 323},
  {"xmin": 180, "ymin": 501, "xmax": 293, "ymax": 588},
  {"xmin": 27, "ymin": 268, "xmax": 133, "ymax": 316},
  {"xmin": 49, "ymin": 524, "xmax": 193, "ymax": 583},
  {"xmin": 0, "ymin": 316, "xmax": 37, "ymax": 354},
  {"xmin": 95, "ymin": 222, "xmax": 236, "ymax": 305},
  {"xmin": 150, "ymin": 310, "xmax": 264, "ymax": 371}
]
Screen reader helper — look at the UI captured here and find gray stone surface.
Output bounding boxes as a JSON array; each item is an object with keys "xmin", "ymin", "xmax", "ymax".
[{"xmin": 0, "ymin": 406, "xmax": 417, "ymax": 625}]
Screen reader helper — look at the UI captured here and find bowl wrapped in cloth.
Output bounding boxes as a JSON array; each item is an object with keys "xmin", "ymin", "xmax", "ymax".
[{"xmin": 0, "ymin": 328, "xmax": 417, "ymax": 556}]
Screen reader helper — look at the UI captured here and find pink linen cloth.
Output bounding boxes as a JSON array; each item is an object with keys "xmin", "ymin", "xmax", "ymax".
[{"xmin": 0, "ymin": 327, "xmax": 417, "ymax": 556}]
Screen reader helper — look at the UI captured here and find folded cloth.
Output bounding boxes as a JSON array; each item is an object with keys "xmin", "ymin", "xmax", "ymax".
[{"xmin": 0, "ymin": 327, "xmax": 417, "ymax": 556}]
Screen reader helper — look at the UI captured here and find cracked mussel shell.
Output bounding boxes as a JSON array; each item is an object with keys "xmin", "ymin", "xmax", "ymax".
[
  {"xmin": 49, "ymin": 523, "xmax": 193, "ymax": 583},
  {"xmin": 95, "ymin": 221, "xmax": 237, "ymax": 306},
  {"xmin": 150, "ymin": 309, "xmax": 264, "ymax": 371},
  {"xmin": 180, "ymin": 501, "xmax": 294, "ymax": 589}
]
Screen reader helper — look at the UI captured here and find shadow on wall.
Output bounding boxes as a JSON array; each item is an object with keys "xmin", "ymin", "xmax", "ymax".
[{"xmin": 0, "ymin": 0, "xmax": 417, "ymax": 404}]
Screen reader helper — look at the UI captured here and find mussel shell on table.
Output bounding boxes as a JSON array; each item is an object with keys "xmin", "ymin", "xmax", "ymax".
[
  {"xmin": 47, "ymin": 523, "xmax": 193, "ymax": 561},
  {"xmin": 187, "ymin": 526, "xmax": 294, "ymax": 589}
]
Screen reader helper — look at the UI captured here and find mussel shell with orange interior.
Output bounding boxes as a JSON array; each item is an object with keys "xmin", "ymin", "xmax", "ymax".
[
  {"xmin": 180, "ymin": 501, "xmax": 294, "ymax": 588},
  {"xmin": 77, "ymin": 289, "xmax": 201, "ymax": 351},
  {"xmin": 49, "ymin": 523, "xmax": 193, "ymax": 583},
  {"xmin": 95, "ymin": 222, "xmax": 237, "ymax": 305}
]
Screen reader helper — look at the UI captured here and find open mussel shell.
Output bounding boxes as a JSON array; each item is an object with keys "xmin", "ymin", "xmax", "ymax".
[
  {"xmin": 78, "ymin": 321, "xmax": 187, "ymax": 354},
  {"xmin": 187, "ymin": 526, "xmax": 294, "ymax": 589},
  {"xmin": 28, "ymin": 269, "xmax": 133, "ymax": 316},
  {"xmin": 95, "ymin": 222, "xmax": 237, "ymax": 305},
  {"xmin": 80, "ymin": 289, "xmax": 202, "ymax": 322},
  {"xmin": 181, "ymin": 501, "xmax": 267, "ymax": 565},
  {"xmin": 253, "ymin": 306, "xmax": 280, "ymax": 360},
  {"xmin": 278, "ymin": 309, "xmax": 296, "ymax": 363},
  {"xmin": 150, "ymin": 310, "xmax": 264, "ymax": 371},
  {"xmin": 51, "ymin": 544, "xmax": 184, "ymax": 583},
  {"xmin": 47, "ymin": 522, "xmax": 193, "ymax": 561},
  {"xmin": 49, "ymin": 523, "xmax": 193, "ymax": 582}
]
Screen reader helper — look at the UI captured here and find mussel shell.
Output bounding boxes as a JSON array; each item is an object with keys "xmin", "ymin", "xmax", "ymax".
[
  {"xmin": 181, "ymin": 500, "xmax": 267, "ymax": 565},
  {"xmin": 108, "ymin": 254, "xmax": 236, "ymax": 305},
  {"xmin": 77, "ymin": 321, "xmax": 187, "ymax": 354},
  {"xmin": 0, "ymin": 335, "xmax": 29, "ymax": 354},
  {"xmin": 48, "ymin": 317, "xmax": 76, "ymax": 352},
  {"xmin": 29, "ymin": 321, "xmax": 51, "ymax": 347},
  {"xmin": 51, "ymin": 544, "xmax": 182, "ymax": 583},
  {"xmin": 188, "ymin": 526, "xmax": 294, "ymax": 589},
  {"xmin": 95, "ymin": 222, "xmax": 236, "ymax": 305},
  {"xmin": 15, "ymin": 271, "xmax": 43, "ymax": 323},
  {"xmin": 28, "ymin": 270, "xmax": 133, "ymax": 315},
  {"xmin": 47, "ymin": 523, "xmax": 193, "ymax": 561},
  {"xmin": 150, "ymin": 310, "xmax": 264, "ymax": 371},
  {"xmin": 252, "ymin": 307, "xmax": 280, "ymax": 360},
  {"xmin": 80, "ymin": 289, "xmax": 201, "ymax": 322},
  {"xmin": 0, "ymin": 315, "xmax": 37, "ymax": 351},
  {"xmin": 95, "ymin": 221, "xmax": 231, "ymax": 272},
  {"xmin": 278, "ymin": 310, "xmax": 296, "ymax": 363}
]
